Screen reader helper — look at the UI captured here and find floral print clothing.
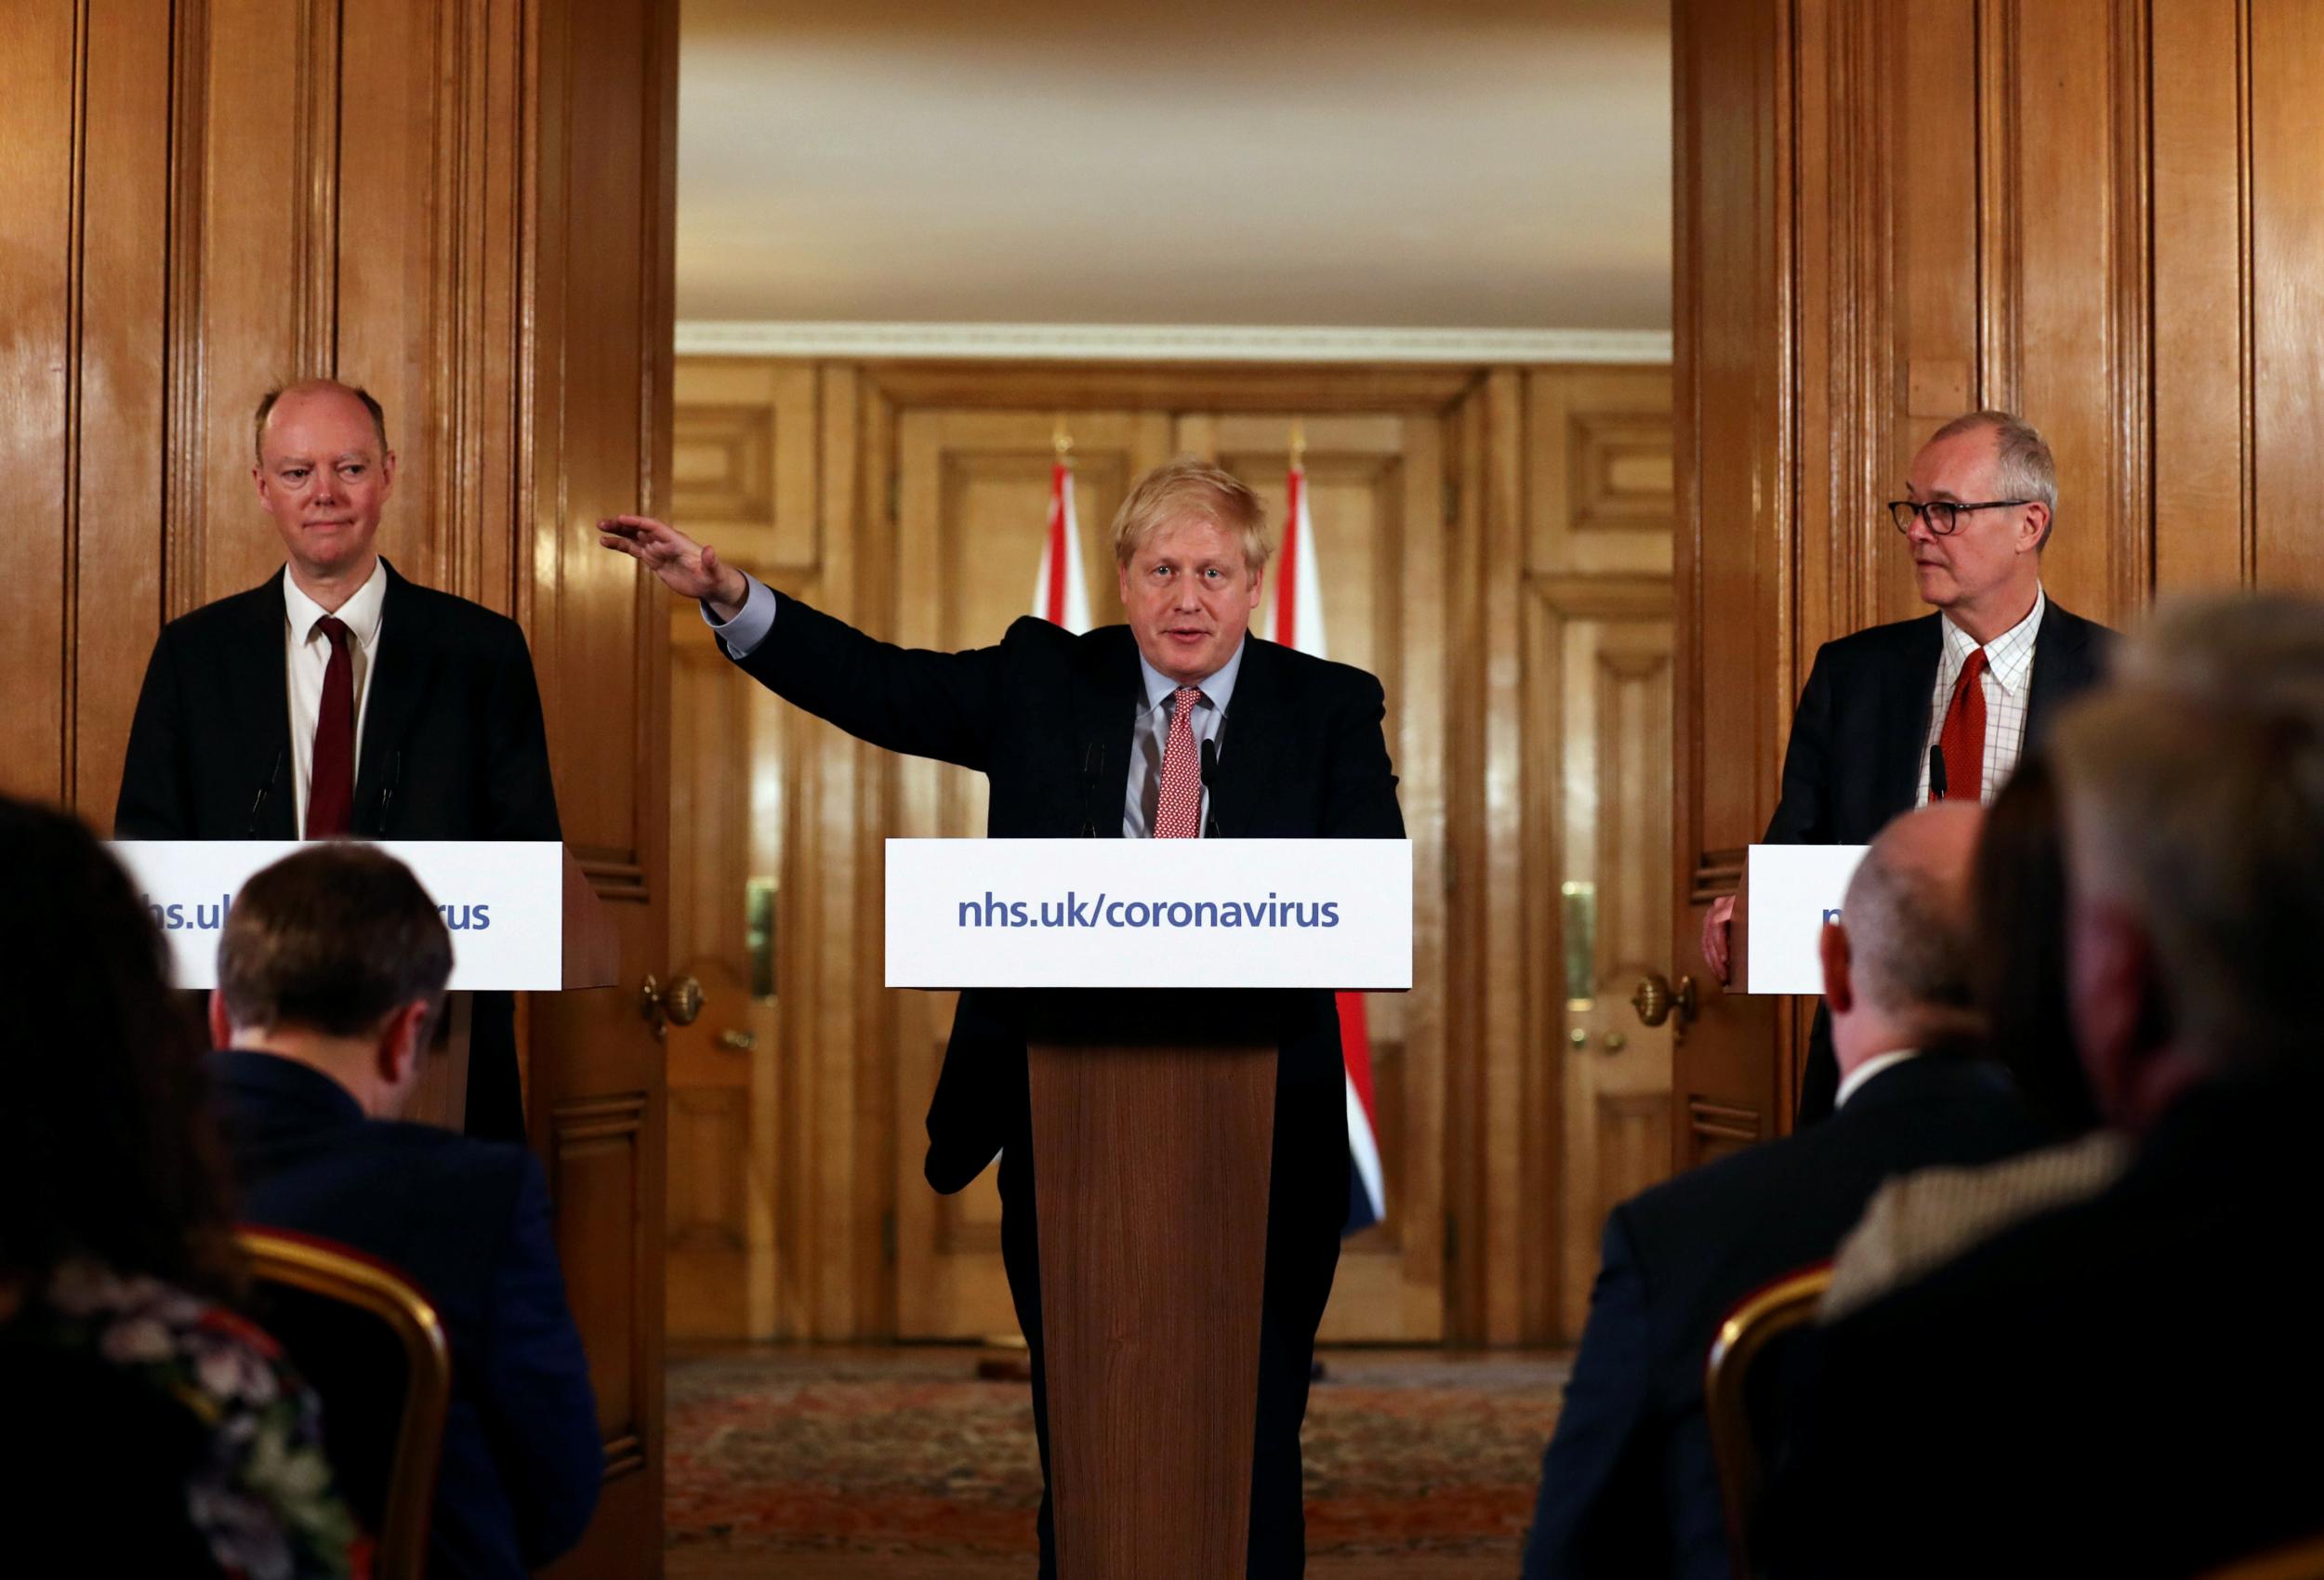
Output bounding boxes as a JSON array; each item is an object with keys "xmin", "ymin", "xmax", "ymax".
[{"xmin": 5, "ymin": 1257, "xmax": 367, "ymax": 1580}]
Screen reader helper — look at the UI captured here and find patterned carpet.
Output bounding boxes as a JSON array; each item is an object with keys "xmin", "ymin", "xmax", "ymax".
[{"xmin": 667, "ymin": 1347, "xmax": 1568, "ymax": 1573}]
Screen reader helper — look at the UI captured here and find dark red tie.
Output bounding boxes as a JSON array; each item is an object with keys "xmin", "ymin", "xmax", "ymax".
[
  {"xmin": 306, "ymin": 615, "xmax": 355, "ymax": 837},
  {"xmin": 1935, "ymin": 646, "xmax": 1988, "ymax": 803}
]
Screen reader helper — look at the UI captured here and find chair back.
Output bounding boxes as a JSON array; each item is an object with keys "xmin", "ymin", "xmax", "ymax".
[
  {"xmin": 2200, "ymin": 1532, "xmax": 2324, "ymax": 1580},
  {"xmin": 237, "ymin": 1228, "xmax": 452, "ymax": 1580},
  {"xmin": 1704, "ymin": 1262, "xmax": 1833, "ymax": 1579}
]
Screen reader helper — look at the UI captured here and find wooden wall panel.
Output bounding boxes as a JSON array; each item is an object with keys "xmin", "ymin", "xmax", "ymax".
[
  {"xmin": 0, "ymin": 4, "xmax": 78, "ymax": 804},
  {"xmin": 73, "ymin": 5, "xmax": 175, "ymax": 821},
  {"xmin": 2151, "ymin": 0, "xmax": 2251, "ymax": 594},
  {"xmin": 2249, "ymin": 0, "xmax": 2324, "ymax": 593}
]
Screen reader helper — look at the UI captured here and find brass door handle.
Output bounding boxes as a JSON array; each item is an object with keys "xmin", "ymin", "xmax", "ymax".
[
  {"xmin": 716, "ymin": 1028, "xmax": 757, "ymax": 1052},
  {"xmin": 1631, "ymin": 972, "xmax": 1697, "ymax": 1028},
  {"xmin": 640, "ymin": 972, "xmax": 705, "ymax": 1038}
]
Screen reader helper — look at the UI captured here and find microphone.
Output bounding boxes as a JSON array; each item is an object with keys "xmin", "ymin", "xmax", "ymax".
[
  {"xmin": 1929, "ymin": 744, "xmax": 1949, "ymax": 803},
  {"xmin": 1200, "ymin": 736, "xmax": 1221, "ymax": 838},
  {"xmin": 245, "ymin": 748, "xmax": 284, "ymax": 836},
  {"xmin": 1079, "ymin": 740, "xmax": 1103, "ymax": 837},
  {"xmin": 376, "ymin": 750, "xmax": 404, "ymax": 835}
]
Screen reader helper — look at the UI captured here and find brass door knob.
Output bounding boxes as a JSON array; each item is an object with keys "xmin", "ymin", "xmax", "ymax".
[
  {"xmin": 640, "ymin": 972, "xmax": 705, "ymax": 1037},
  {"xmin": 1631, "ymin": 972, "xmax": 1697, "ymax": 1028}
]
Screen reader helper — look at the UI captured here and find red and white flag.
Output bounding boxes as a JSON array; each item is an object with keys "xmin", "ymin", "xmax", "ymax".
[
  {"xmin": 1274, "ymin": 460, "xmax": 1388, "ymax": 1234},
  {"xmin": 1032, "ymin": 459, "xmax": 1091, "ymax": 632}
]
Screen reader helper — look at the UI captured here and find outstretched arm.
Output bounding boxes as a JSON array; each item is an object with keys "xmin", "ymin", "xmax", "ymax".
[{"xmin": 598, "ymin": 514, "xmax": 749, "ymax": 622}]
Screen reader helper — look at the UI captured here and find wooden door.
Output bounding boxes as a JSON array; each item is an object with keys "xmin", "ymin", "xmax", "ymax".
[
  {"xmin": 1670, "ymin": 0, "xmax": 1794, "ymax": 1168},
  {"xmin": 889, "ymin": 406, "xmax": 1175, "ymax": 1339},
  {"xmin": 528, "ymin": 0, "xmax": 677, "ymax": 1572},
  {"xmin": 1199, "ymin": 412, "xmax": 1447, "ymax": 1344}
]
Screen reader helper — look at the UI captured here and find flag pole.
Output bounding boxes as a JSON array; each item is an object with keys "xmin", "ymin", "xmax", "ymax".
[
  {"xmin": 1288, "ymin": 416, "xmax": 1306, "ymax": 467},
  {"xmin": 1053, "ymin": 415, "xmax": 1074, "ymax": 462}
]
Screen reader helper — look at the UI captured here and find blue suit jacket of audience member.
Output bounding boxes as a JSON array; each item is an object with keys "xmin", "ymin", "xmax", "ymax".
[
  {"xmin": 205, "ymin": 1050, "xmax": 601, "ymax": 1580},
  {"xmin": 1521, "ymin": 1052, "xmax": 2043, "ymax": 1580}
]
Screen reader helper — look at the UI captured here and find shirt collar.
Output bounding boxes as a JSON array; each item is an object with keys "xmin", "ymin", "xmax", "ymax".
[
  {"xmin": 1835, "ymin": 1047, "xmax": 1923, "ymax": 1110},
  {"xmin": 1940, "ymin": 584, "xmax": 2045, "ymax": 696},
  {"xmin": 283, "ymin": 556, "xmax": 388, "ymax": 651},
  {"xmin": 1136, "ymin": 634, "xmax": 1246, "ymax": 718}
]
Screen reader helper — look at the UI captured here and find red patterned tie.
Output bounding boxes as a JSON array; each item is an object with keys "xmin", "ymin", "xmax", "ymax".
[
  {"xmin": 1154, "ymin": 687, "xmax": 1204, "ymax": 838},
  {"xmin": 306, "ymin": 615, "xmax": 356, "ymax": 837},
  {"xmin": 1934, "ymin": 646, "xmax": 1988, "ymax": 803}
]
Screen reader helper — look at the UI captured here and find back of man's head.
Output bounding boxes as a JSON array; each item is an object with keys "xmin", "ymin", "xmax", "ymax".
[
  {"xmin": 218, "ymin": 844, "xmax": 451, "ymax": 1056},
  {"xmin": 1826, "ymin": 803, "xmax": 1985, "ymax": 1066},
  {"xmin": 2051, "ymin": 594, "xmax": 2324, "ymax": 1101}
]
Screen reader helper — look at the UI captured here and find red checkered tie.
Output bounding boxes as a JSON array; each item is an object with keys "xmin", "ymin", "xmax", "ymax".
[
  {"xmin": 1154, "ymin": 687, "xmax": 1204, "ymax": 838},
  {"xmin": 1935, "ymin": 646, "xmax": 1987, "ymax": 803},
  {"xmin": 306, "ymin": 615, "xmax": 356, "ymax": 837}
]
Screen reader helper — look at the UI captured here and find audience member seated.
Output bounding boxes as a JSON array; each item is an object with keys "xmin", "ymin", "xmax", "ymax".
[
  {"xmin": 1761, "ymin": 592, "xmax": 2324, "ymax": 1579},
  {"xmin": 1521, "ymin": 802, "xmax": 2043, "ymax": 1580},
  {"xmin": 205, "ymin": 844, "xmax": 601, "ymax": 1580},
  {"xmin": 1821, "ymin": 752, "xmax": 2126, "ymax": 1319},
  {"xmin": 0, "ymin": 796, "xmax": 361, "ymax": 1578}
]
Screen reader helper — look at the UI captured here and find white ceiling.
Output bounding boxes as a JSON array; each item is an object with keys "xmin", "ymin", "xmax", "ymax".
[{"xmin": 677, "ymin": 0, "xmax": 1671, "ymax": 333}]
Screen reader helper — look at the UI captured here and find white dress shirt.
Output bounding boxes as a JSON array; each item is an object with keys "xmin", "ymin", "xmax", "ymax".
[
  {"xmin": 1834, "ymin": 1047, "xmax": 1923, "ymax": 1110},
  {"xmin": 283, "ymin": 559, "xmax": 388, "ymax": 835},
  {"xmin": 1916, "ymin": 586, "xmax": 2045, "ymax": 807}
]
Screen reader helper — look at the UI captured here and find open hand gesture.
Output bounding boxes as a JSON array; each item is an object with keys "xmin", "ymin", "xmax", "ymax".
[{"xmin": 598, "ymin": 515, "xmax": 747, "ymax": 615}]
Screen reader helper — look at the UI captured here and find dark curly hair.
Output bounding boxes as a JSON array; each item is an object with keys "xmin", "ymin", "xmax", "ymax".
[{"xmin": 0, "ymin": 797, "xmax": 242, "ymax": 1298}]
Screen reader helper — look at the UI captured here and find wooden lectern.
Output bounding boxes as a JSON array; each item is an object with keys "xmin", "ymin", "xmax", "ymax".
[
  {"xmin": 884, "ymin": 836, "xmax": 1413, "ymax": 1580},
  {"xmin": 1023, "ymin": 992, "xmax": 1281, "ymax": 1578}
]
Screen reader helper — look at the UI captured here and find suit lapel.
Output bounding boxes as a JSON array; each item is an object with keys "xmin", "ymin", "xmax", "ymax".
[
  {"xmin": 231, "ymin": 572, "xmax": 297, "ymax": 837},
  {"xmin": 1878, "ymin": 614, "xmax": 1944, "ymax": 820},
  {"xmin": 2025, "ymin": 600, "xmax": 2090, "ymax": 751},
  {"xmin": 353, "ymin": 560, "xmax": 434, "ymax": 831},
  {"xmin": 1209, "ymin": 637, "xmax": 1287, "ymax": 838}
]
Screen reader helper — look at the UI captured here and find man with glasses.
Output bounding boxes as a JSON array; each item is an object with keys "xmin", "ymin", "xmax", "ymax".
[{"xmin": 1698, "ymin": 410, "xmax": 2115, "ymax": 1122}]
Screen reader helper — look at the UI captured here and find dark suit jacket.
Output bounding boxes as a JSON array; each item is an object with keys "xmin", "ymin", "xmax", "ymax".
[
  {"xmin": 1761, "ymin": 1066, "xmax": 2324, "ymax": 1580},
  {"xmin": 115, "ymin": 559, "xmax": 560, "ymax": 841},
  {"xmin": 731, "ymin": 591, "xmax": 1406, "ymax": 1192},
  {"xmin": 1522, "ymin": 1054, "xmax": 2042, "ymax": 1580},
  {"xmin": 206, "ymin": 1051, "xmax": 601, "ymax": 1580},
  {"xmin": 1763, "ymin": 599, "xmax": 2114, "ymax": 848}
]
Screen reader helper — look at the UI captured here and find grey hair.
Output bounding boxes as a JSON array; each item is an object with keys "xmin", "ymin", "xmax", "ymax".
[
  {"xmin": 1840, "ymin": 820, "xmax": 1979, "ymax": 1020},
  {"xmin": 2052, "ymin": 593, "xmax": 2324, "ymax": 1067},
  {"xmin": 1930, "ymin": 410, "xmax": 2057, "ymax": 550}
]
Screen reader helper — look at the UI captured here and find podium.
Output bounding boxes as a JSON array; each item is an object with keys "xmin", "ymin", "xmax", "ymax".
[
  {"xmin": 109, "ymin": 840, "xmax": 619, "ymax": 1129},
  {"xmin": 887, "ymin": 837, "xmax": 1412, "ymax": 1578},
  {"xmin": 1738, "ymin": 843, "xmax": 1869, "ymax": 995}
]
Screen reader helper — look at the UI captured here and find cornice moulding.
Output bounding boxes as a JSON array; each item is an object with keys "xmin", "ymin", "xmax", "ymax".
[{"xmin": 673, "ymin": 321, "xmax": 1673, "ymax": 365}]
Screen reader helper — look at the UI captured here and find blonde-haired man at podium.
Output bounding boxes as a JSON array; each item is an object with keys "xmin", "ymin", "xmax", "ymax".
[{"xmin": 602, "ymin": 458, "xmax": 1405, "ymax": 1577}]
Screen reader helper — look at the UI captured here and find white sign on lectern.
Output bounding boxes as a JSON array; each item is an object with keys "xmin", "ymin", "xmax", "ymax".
[
  {"xmin": 884, "ymin": 837, "xmax": 1413, "ymax": 989},
  {"xmin": 109, "ymin": 841, "xmax": 566, "ymax": 990},
  {"xmin": 1743, "ymin": 843, "xmax": 1870, "ymax": 996}
]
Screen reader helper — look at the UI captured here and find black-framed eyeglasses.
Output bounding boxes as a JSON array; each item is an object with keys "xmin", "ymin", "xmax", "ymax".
[{"xmin": 1886, "ymin": 499, "xmax": 2033, "ymax": 535}]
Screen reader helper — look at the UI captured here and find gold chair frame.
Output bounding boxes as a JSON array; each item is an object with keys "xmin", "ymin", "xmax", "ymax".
[
  {"xmin": 236, "ymin": 1228, "xmax": 453, "ymax": 1580},
  {"xmin": 1703, "ymin": 1262, "xmax": 1833, "ymax": 1580}
]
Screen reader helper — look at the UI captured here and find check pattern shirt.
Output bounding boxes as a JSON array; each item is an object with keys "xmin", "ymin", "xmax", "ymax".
[{"xmin": 1916, "ymin": 586, "xmax": 2044, "ymax": 808}]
